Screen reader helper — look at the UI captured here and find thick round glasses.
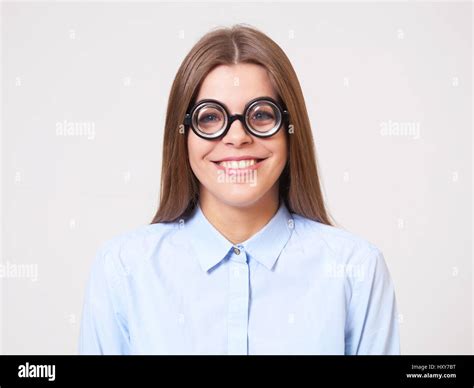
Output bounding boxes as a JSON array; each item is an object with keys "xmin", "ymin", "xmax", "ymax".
[{"xmin": 183, "ymin": 96, "xmax": 290, "ymax": 140}]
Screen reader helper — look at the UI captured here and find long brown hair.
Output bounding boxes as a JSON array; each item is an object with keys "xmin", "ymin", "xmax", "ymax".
[{"xmin": 151, "ymin": 24, "xmax": 334, "ymax": 226}]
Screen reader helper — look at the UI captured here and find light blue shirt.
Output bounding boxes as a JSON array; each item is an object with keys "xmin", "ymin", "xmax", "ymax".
[{"xmin": 78, "ymin": 199, "xmax": 400, "ymax": 355}]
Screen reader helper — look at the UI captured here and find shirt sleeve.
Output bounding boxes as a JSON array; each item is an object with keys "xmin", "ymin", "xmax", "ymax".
[
  {"xmin": 78, "ymin": 243, "xmax": 131, "ymax": 355},
  {"xmin": 344, "ymin": 247, "xmax": 401, "ymax": 355}
]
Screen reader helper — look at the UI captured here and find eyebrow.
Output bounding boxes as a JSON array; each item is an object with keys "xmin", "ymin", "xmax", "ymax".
[{"xmin": 194, "ymin": 95, "xmax": 277, "ymax": 108}]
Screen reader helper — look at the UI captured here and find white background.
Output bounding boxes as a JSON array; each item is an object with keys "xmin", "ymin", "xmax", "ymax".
[{"xmin": 1, "ymin": 1, "xmax": 472, "ymax": 354}]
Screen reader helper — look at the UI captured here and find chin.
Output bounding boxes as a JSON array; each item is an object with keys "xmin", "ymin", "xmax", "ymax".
[{"xmin": 211, "ymin": 185, "xmax": 269, "ymax": 208}]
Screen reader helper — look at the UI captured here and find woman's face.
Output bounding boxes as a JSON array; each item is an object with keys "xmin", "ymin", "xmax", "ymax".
[{"xmin": 187, "ymin": 63, "xmax": 288, "ymax": 208}]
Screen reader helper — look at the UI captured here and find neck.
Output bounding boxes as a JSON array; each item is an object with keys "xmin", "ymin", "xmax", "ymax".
[{"xmin": 199, "ymin": 187, "xmax": 280, "ymax": 245}]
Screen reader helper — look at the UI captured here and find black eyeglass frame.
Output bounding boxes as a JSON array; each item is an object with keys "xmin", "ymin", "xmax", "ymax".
[{"xmin": 183, "ymin": 96, "xmax": 290, "ymax": 140}]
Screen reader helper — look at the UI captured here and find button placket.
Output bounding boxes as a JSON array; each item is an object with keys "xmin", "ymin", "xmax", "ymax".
[{"xmin": 227, "ymin": 245, "xmax": 249, "ymax": 355}]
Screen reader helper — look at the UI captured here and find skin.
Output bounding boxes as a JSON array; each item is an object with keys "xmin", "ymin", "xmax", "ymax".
[{"xmin": 187, "ymin": 63, "xmax": 288, "ymax": 244}]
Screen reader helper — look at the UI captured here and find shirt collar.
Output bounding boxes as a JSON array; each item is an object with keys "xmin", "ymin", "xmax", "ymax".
[{"xmin": 184, "ymin": 198, "xmax": 294, "ymax": 272}]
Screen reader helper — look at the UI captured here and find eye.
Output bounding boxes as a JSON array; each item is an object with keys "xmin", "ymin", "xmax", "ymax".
[
  {"xmin": 252, "ymin": 111, "xmax": 275, "ymax": 121},
  {"xmin": 199, "ymin": 113, "xmax": 221, "ymax": 123}
]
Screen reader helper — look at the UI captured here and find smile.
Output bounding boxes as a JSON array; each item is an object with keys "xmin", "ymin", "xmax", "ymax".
[{"xmin": 211, "ymin": 158, "xmax": 267, "ymax": 171}]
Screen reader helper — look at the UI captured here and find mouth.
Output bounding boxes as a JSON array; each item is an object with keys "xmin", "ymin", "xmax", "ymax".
[{"xmin": 211, "ymin": 157, "xmax": 268, "ymax": 171}]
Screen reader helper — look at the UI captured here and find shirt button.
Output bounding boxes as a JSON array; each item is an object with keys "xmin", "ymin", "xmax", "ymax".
[{"xmin": 233, "ymin": 247, "xmax": 241, "ymax": 255}]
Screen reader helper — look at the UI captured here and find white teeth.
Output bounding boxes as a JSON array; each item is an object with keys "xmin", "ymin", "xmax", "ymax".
[{"xmin": 218, "ymin": 159, "xmax": 258, "ymax": 168}]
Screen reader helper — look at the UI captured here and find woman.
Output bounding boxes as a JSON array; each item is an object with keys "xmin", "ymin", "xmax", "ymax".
[{"xmin": 79, "ymin": 24, "xmax": 400, "ymax": 355}]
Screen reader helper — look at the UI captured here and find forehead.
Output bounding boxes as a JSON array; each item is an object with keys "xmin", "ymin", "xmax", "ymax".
[{"xmin": 196, "ymin": 63, "xmax": 277, "ymax": 111}]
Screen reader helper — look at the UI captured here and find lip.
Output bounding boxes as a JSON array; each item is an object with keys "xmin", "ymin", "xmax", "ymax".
[
  {"xmin": 212, "ymin": 155, "xmax": 267, "ymax": 162},
  {"xmin": 212, "ymin": 157, "xmax": 268, "ymax": 172}
]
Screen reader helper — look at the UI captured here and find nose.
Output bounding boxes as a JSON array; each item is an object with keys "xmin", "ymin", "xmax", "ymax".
[{"xmin": 221, "ymin": 116, "xmax": 252, "ymax": 146}]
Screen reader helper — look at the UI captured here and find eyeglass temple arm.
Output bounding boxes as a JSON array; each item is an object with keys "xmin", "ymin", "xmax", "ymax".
[{"xmin": 183, "ymin": 113, "xmax": 191, "ymax": 126}]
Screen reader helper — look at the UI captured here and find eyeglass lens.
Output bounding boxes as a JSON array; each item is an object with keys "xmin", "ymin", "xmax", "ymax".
[{"xmin": 193, "ymin": 101, "xmax": 281, "ymax": 136}]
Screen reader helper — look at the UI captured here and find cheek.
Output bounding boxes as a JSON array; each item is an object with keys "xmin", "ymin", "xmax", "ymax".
[
  {"xmin": 187, "ymin": 133, "xmax": 213, "ymax": 172},
  {"xmin": 269, "ymin": 132, "xmax": 288, "ymax": 168},
  {"xmin": 278, "ymin": 138, "xmax": 288, "ymax": 163}
]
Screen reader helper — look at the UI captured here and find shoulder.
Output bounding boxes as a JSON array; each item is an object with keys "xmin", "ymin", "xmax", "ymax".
[
  {"xmin": 291, "ymin": 213, "xmax": 384, "ymax": 269},
  {"xmin": 93, "ymin": 221, "xmax": 180, "ymax": 278}
]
